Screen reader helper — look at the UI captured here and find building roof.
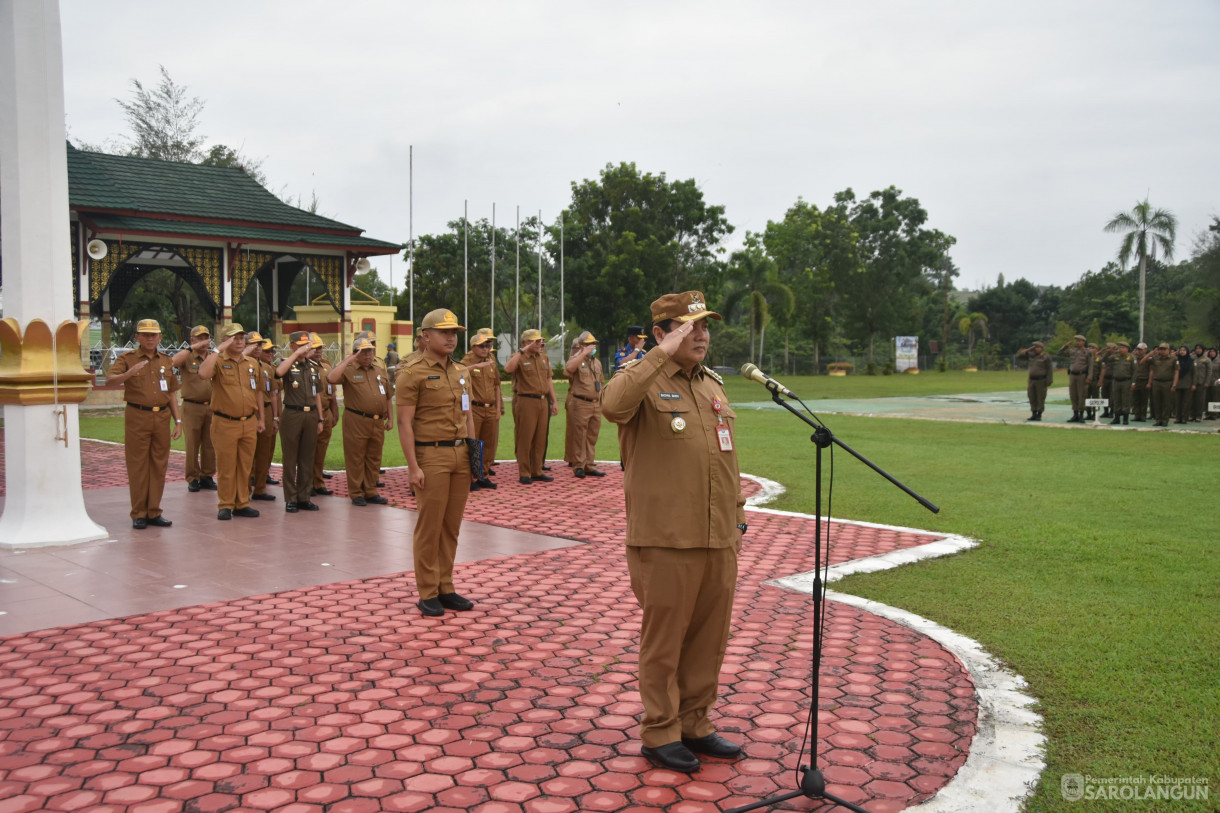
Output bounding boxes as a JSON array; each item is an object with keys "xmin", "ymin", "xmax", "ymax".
[{"xmin": 67, "ymin": 143, "xmax": 400, "ymax": 254}]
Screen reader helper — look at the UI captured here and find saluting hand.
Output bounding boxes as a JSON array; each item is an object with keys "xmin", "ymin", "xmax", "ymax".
[
  {"xmin": 657, "ymin": 321, "xmax": 691, "ymax": 357},
  {"xmin": 217, "ymin": 336, "xmax": 236, "ymax": 354},
  {"xmin": 190, "ymin": 336, "xmax": 211, "ymax": 354},
  {"xmin": 127, "ymin": 359, "xmax": 149, "ymax": 376}
]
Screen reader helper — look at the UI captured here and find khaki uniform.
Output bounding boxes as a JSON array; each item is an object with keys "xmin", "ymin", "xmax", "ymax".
[
  {"xmin": 1173, "ymin": 357, "xmax": 1193, "ymax": 423},
  {"xmin": 565, "ymin": 356, "xmax": 605, "ymax": 470},
  {"xmin": 1132, "ymin": 353, "xmax": 1150, "ymax": 421},
  {"xmin": 110, "ymin": 348, "xmax": 180, "ymax": 520},
  {"xmin": 1144, "ymin": 354, "xmax": 1176, "ymax": 425},
  {"xmin": 397, "ymin": 355, "xmax": 473, "ymax": 600},
  {"xmin": 1016, "ymin": 348, "xmax": 1053, "ymax": 415},
  {"xmin": 312, "ymin": 358, "xmax": 338, "ymax": 490},
  {"xmin": 1190, "ymin": 354, "xmax": 1210, "ymax": 420},
  {"xmin": 459, "ymin": 351, "xmax": 503, "ymax": 478},
  {"xmin": 1060, "ymin": 345, "xmax": 1092, "ymax": 413},
  {"xmin": 1207, "ymin": 354, "xmax": 1220, "ymax": 419},
  {"xmin": 209, "ymin": 351, "xmax": 262, "ymax": 510},
  {"xmin": 178, "ymin": 351, "xmax": 215, "ymax": 483},
  {"xmin": 510, "ymin": 353, "xmax": 553, "ymax": 478},
  {"xmin": 1107, "ymin": 353, "xmax": 1135, "ymax": 417},
  {"xmin": 340, "ymin": 360, "xmax": 392, "ymax": 498},
  {"xmin": 251, "ymin": 358, "xmax": 280, "ymax": 495},
  {"xmin": 279, "ymin": 358, "xmax": 322, "ymax": 505},
  {"xmin": 601, "ymin": 349, "xmax": 746, "ymax": 748}
]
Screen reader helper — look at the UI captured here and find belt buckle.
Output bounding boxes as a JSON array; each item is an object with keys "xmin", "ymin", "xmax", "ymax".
[
  {"xmin": 456, "ymin": 438, "xmax": 464, "ymax": 446},
  {"xmin": 241, "ymin": 415, "xmax": 249, "ymax": 421},
  {"xmin": 152, "ymin": 406, "xmax": 162, "ymax": 412},
  {"xmin": 303, "ymin": 406, "xmax": 311, "ymax": 412},
  {"xmin": 373, "ymin": 414, "xmax": 381, "ymax": 420}
]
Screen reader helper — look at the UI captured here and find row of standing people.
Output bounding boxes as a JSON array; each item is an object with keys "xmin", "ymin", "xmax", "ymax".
[{"xmin": 1017, "ymin": 335, "xmax": 1219, "ymax": 428}]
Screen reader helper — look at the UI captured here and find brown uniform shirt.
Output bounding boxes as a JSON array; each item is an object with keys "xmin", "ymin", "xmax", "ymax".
[
  {"xmin": 316, "ymin": 358, "xmax": 336, "ymax": 410},
  {"xmin": 110, "ymin": 348, "xmax": 180, "ymax": 406},
  {"xmin": 459, "ymin": 352, "xmax": 503, "ymax": 408},
  {"xmin": 1018, "ymin": 350, "xmax": 1054, "ymax": 381},
  {"xmin": 396, "ymin": 356, "xmax": 471, "ymax": 441},
  {"xmin": 601, "ymin": 348, "xmax": 746, "ymax": 550},
  {"xmin": 257, "ymin": 359, "xmax": 280, "ymax": 407},
  {"xmin": 340, "ymin": 361, "xmax": 391, "ymax": 415},
  {"xmin": 178, "ymin": 351, "xmax": 212, "ymax": 403},
  {"xmin": 281, "ymin": 358, "xmax": 320, "ymax": 408},
  {"xmin": 210, "ymin": 351, "xmax": 261, "ymax": 418},
  {"xmin": 1145, "ymin": 355, "xmax": 1176, "ymax": 383},
  {"xmin": 511, "ymin": 352, "xmax": 552, "ymax": 397},
  {"xmin": 1061, "ymin": 345, "xmax": 1093, "ymax": 375},
  {"xmin": 566, "ymin": 356, "xmax": 605, "ymax": 400}
]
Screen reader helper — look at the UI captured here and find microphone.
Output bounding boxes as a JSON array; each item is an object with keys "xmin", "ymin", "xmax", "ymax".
[{"xmin": 740, "ymin": 363, "xmax": 797, "ymax": 398}]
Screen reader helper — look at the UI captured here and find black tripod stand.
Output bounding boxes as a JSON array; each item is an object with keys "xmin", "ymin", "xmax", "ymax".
[{"xmin": 725, "ymin": 390, "xmax": 938, "ymax": 813}]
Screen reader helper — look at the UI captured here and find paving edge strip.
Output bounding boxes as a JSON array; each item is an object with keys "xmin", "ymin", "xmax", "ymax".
[{"xmin": 750, "ymin": 472, "xmax": 1046, "ymax": 813}]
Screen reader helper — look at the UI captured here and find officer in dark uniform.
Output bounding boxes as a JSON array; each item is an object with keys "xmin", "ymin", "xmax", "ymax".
[
  {"xmin": 105, "ymin": 319, "xmax": 182, "ymax": 528},
  {"xmin": 602, "ymin": 290, "xmax": 746, "ymax": 774},
  {"xmin": 310, "ymin": 333, "xmax": 338, "ymax": 496},
  {"xmin": 615, "ymin": 325, "xmax": 648, "ymax": 371},
  {"xmin": 276, "ymin": 331, "xmax": 325, "ymax": 512}
]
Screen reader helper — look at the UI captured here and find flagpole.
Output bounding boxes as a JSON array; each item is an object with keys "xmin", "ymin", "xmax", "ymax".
[
  {"xmin": 491, "ymin": 203, "xmax": 496, "ymax": 340},
  {"xmin": 463, "ymin": 199, "xmax": 469, "ymax": 353},
  {"xmin": 515, "ymin": 205, "xmax": 520, "ymax": 349},
  {"xmin": 537, "ymin": 209, "xmax": 543, "ymax": 331},
  {"xmin": 408, "ymin": 145, "xmax": 414, "ymax": 341}
]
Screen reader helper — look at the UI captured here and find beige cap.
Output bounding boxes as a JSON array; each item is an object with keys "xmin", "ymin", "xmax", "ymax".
[
  {"xmin": 310, "ymin": 332, "xmax": 324, "ymax": 349},
  {"xmin": 189, "ymin": 325, "xmax": 211, "ymax": 339},
  {"xmin": 471, "ymin": 328, "xmax": 496, "ymax": 345},
  {"xmin": 135, "ymin": 319, "xmax": 162, "ymax": 334},
  {"xmin": 221, "ymin": 323, "xmax": 247, "ymax": 338},
  {"xmin": 577, "ymin": 330, "xmax": 597, "ymax": 345},
  {"xmin": 353, "ymin": 335, "xmax": 376, "ymax": 351},
  {"xmin": 420, "ymin": 309, "xmax": 466, "ymax": 331},
  {"xmin": 521, "ymin": 328, "xmax": 543, "ymax": 343},
  {"xmin": 650, "ymin": 291, "xmax": 722, "ymax": 324}
]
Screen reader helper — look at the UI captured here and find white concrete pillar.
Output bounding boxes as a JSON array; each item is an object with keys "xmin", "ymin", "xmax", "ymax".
[{"xmin": 0, "ymin": 0, "xmax": 106, "ymax": 546}]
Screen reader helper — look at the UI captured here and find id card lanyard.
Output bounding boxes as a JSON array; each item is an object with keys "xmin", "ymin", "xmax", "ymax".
[{"xmin": 713, "ymin": 396, "xmax": 733, "ymax": 451}]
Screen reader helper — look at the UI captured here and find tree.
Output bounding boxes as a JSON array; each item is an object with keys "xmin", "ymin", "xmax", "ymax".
[
  {"xmin": 560, "ymin": 163, "xmax": 732, "ymax": 353},
  {"xmin": 720, "ymin": 236, "xmax": 794, "ymax": 366},
  {"xmin": 1104, "ymin": 198, "xmax": 1178, "ymax": 344},
  {"xmin": 200, "ymin": 143, "xmax": 268, "ymax": 188},
  {"xmin": 958, "ymin": 313, "xmax": 989, "ymax": 359},
  {"xmin": 117, "ymin": 65, "xmax": 206, "ymax": 162}
]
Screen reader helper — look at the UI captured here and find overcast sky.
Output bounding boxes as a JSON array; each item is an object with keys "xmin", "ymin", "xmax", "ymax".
[{"xmin": 60, "ymin": 0, "xmax": 1220, "ymax": 293}]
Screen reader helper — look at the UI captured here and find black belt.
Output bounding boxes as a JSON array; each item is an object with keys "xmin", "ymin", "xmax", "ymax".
[
  {"xmin": 128, "ymin": 403, "xmax": 169, "ymax": 412},
  {"xmin": 572, "ymin": 393, "xmax": 598, "ymax": 403},
  {"xmin": 346, "ymin": 408, "xmax": 383, "ymax": 419},
  {"xmin": 1029, "ymin": 375, "xmax": 1045, "ymax": 381},
  {"xmin": 471, "ymin": 401, "xmax": 496, "ymax": 408},
  {"xmin": 284, "ymin": 404, "xmax": 315, "ymax": 412},
  {"xmin": 1070, "ymin": 371, "xmax": 1087, "ymax": 375},
  {"xmin": 415, "ymin": 439, "xmax": 466, "ymax": 447},
  {"xmin": 183, "ymin": 398, "xmax": 209, "ymax": 405},
  {"xmin": 214, "ymin": 410, "xmax": 256, "ymax": 421},
  {"xmin": 1112, "ymin": 378, "xmax": 1130, "ymax": 382},
  {"xmin": 517, "ymin": 393, "xmax": 545, "ymax": 399}
]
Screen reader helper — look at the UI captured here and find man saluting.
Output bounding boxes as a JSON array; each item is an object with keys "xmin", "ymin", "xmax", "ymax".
[{"xmin": 601, "ymin": 290, "xmax": 747, "ymax": 774}]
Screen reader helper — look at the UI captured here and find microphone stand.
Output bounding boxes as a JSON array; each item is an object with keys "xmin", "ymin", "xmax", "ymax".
[{"xmin": 724, "ymin": 388, "xmax": 938, "ymax": 813}]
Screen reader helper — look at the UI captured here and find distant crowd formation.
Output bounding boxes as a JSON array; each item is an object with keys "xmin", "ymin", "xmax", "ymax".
[{"xmin": 1016, "ymin": 336, "xmax": 1218, "ymax": 429}]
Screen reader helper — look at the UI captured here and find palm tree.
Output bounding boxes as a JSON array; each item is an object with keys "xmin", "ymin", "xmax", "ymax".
[
  {"xmin": 1104, "ymin": 199, "xmax": 1177, "ymax": 344},
  {"xmin": 959, "ymin": 312, "xmax": 988, "ymax": 363},
  {"xmin": 722, "ymin": 242, "xmax": 795, "ymax": 367}
]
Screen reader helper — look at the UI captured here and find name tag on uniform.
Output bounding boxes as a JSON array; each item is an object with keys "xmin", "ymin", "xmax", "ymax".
[
  {"xmin": 265, "ymin": 380, "xmax": 271, "ymax": 392},
  {"xmin": 462, "ymin": 393, "xmax": 470, "ymax": 411},
  {"xmin": 327, "ymin": 383, "xmax": 333, "ymax": 395},
  {"xmin": 659, "ymin": 392, "xmax": 681, "ymax": 400},
  {"xmin": 427, "ymin": 375, "xmax": 441, "ymax": 380},
  {"xmin": 718, "ymin": 425, "xmax": 734, "ymax": 451},
  {"xmin": 159, "ymin": 379, "xmax": 168, "ymax": 392},
  {"xmin": 377, "ymin": 376, "xmax": 386, "ymax": 395}
]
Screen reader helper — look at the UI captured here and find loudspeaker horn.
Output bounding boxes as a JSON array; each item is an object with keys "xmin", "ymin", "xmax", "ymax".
[
  {"xmin": 355, "ymin": 258, "xmax": 371, "ymax": 274},
  {"xmin": 86, "ymin": 239, "xmax": 108, "ymax": 260}
]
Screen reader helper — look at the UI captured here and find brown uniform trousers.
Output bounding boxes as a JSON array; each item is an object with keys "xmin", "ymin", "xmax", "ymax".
[
  {"xmin": 470, "ymin": 404, "xmax": 499, "ymax": 477},
  {"xmin": 212, "ymin": 414, "xmax": 258, "ymax": 510},
  {"xmin": 252, "ymin": 362, "xmax": 279, "ymax": 495},
  {"xmin": 124, "ymin": 406, "xmax": 173, "ymax": 520},
  {"xmin": 343, "ymin": 412, "xmax": 385, "ymax": 498},
  {"xmin": 413, "ymin": 445, "xmax": 470, "ymax": 599},
  {"xmin": 1148, "ymin": 356, "xmax": 1175, "ymax": 424},
  {"xmin": 280, "ymin": 407, "xmax": 318, "ymax": 504},
  {"xmin": 513, "ymin": 395, "xmax": 549, "ymax": 478},
  {"xmin": 313, "ymin": 362, "xmax": 336, "ymax": 489},
  {"xmin": 459, "ymin": 353, "xmax": 502, "ymax": 479},
  {"xmin": 181, "ymin": 399, "xmax": 215, "ymax": 481},
  {"xmin": 566, "ymin": 395, "xmax": 601, "ymax": 469}
]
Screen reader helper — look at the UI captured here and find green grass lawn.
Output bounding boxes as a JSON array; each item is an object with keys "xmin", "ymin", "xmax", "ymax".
[{"xmin": 76, "ymin": 372, "xmax": 1218, "ymax": 811}]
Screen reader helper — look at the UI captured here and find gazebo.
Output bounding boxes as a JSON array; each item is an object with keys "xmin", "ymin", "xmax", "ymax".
[{"xmin": 60, "ymin": 143, "xmax": 402, "ymax": 351}]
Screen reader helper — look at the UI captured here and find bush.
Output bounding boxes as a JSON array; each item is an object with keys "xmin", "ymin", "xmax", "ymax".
[{"xmin": 937, "ymin": 356, "xmax": 949, "ymax": 372}]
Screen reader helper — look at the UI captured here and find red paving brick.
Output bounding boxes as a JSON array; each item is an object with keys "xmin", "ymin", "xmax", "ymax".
[{"xmin": 0, "ymin": 439, "xmax": 977, "ymax": 810}]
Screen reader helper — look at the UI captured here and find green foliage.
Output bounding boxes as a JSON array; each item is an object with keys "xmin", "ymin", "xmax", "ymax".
[{"xmin": 559, "ymin": 163, "xmax": 732, "ymax": 354}]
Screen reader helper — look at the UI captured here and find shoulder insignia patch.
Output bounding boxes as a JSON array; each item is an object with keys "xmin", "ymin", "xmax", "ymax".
[{"xmin": 702, "ymin": 365, "xmax": 724, "ymax": 385}]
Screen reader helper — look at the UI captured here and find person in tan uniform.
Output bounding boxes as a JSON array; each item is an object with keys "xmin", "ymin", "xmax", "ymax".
[
  {"xmin": 310, "ymin": 333, "xmax": 338, "ymax": 496},
  {"xmin": 1141, "ymin": 342, "xmax": 1176, "ymax": 427},
  {"xmin": 459, "ymin": 328, "xmax": 503, "ymax": 489},
  {"xmin": 105, "ymin": 319, "xmax": 183, "ymax": 529},
  {"xmin": 601, "ymin": 290, "xmax": 747, "ymax": 774},
  {"xmin": 564, "ymin": 330, "xmax": 606, "ymax": 477},
  {"xmin": 172, "ymin": 325, "xmax": 217, "ymax": 493},
  {"xmin": 329, "ymin": 333, "xmax": 394, "ymax": 505},
  {"xmin": 1131, "ymin": 342, "xmax": 1150, "ymax": 422},
  {"xmin": 1058, "ymin": 334, "xmax": 1092, "ymax": 422},
  {"xmin": 1015, "ymin": 340, "xmax": 1053, "ymax": 421},
  {"xmin": 506, "ymin": 328, "xmax": 558, "ymax": 484},
  {"xmin": 199, "ymin": 323, "xmax": 264, "ymax": 519},
  {"xmin": 248, "ymin": 335, "xmax": 280, "ymax": 501},
  {"xmin": 396, "ymin": 309, "xmax": 478, "ymax": 616},
  {"xmin": 276, "ymin": 331, "xmax": 325, "ymax": 512}
]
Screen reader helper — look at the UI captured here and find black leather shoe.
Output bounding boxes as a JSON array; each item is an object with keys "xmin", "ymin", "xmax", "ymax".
[
  {"xmin": 266, "ymin": 476, "xmax": 280, "ymax": 485},
  {"xmin": 438, "ymin": 592, "xmax": 474, "ymax": 611},
  {"xmin": 200, "ymin": 477, "xmax": 218, "ymax": 490},
  {"xmin": 312, "ymin": 487, "xmax": 333, "ymax": 496},
  {"xmin": 585, "ymin": 468, "xmax": 605, "ymax": 477},
  {"xmin": 681, "ymin": 733, "xmax": 742, "ymax": 759},
  {"xmin": 418, "ymin": 597, "xmax": 444, "ymax": 617},
  {"xmin": 132, "ymin": 518, "xmax": 148, "ymax": 530},
  {"xmin": 233, "ymin": 507, "xmax": 260, "ymax": 518},
  {"xmin": 187, "ymin": 480, "xmax": 201, "ymax": 493},
  {"xmin": 478, "ymin": 479, "xmax": 497, "ymax": 490},
  {"xmin": 351, "ymin": 497, "xmax": 367, "ymax": 506},
  {"xmin": 470, "ymin": 481, "xmax": 482, "ymax": 492},
  {"xmin": 519, "ymin": 477, "xmax": 532, "ymax": 485},
  {"xmin": 641, "ymin": 742, "xmax": 699, "ymax": 773},
  {"xmin": 366, "ymin": 495, "xmax": 389, "ymax": 505},
  {"xmin": 376, "ymin": 481, "xmax": 385, "ymax": 487},
  {"xmin": 285, "ymin": 503, "xmax": 299, "ymax": 513},
  {"xmin": 252, "ymin": 493, "xmax": 276, "ymax": 501},
  {"xmin": 531, "ymin": 474, "xmax": 554, "ymax": 482},
  {"xmin": 541, "ymin": 465, "xmax": 551, "ymax": 471},
  {"xmin": 217, "ymin": 509, "xmax": 233, "ymax": 520},
  {"xmin": 322, "ymin": 472, "xmax": 333, "ymax": 479},
  {"xmin": 148, "ymin": 516, "xmax": 172, "ymax": 527},
  {"xmin": 299, "ymin": 501, "xmax": 319, "ymax": 511},
  {"xmin": 574, "ymin": 468, "xmax": 586, "ymax": 478}
]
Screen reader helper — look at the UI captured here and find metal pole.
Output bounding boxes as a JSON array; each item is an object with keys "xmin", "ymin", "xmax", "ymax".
[
  {"xmin": 560, "ymin": 211, "xmax": 565, "ymax": 335},
  {"xmin": 515, "ymin": 205, "xmax": 520, "ymax": 348},
  {"xmin": 491, "ymin": 203, "xmax": 496, "ymax": 339},
  {"xmin": 537, "ymin": 209, "xmax": 543, "ymax": 331},
  {"xmin": 409, "ymin": 145, "xmax": 414, "ymax": 335},
  {"xmin": 464, "ymin": 200, "xmax": 469, "ymax": 353}
]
